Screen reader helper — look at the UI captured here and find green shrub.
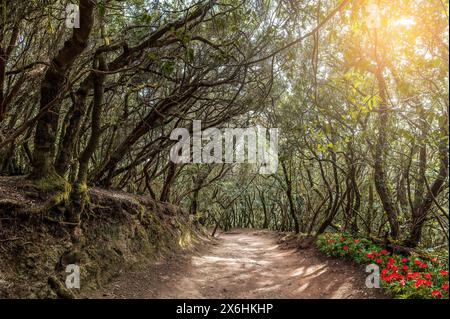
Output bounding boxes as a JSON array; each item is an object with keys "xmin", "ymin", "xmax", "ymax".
[{"xmin": 316, "ymin": 232, "xmax": 449, "ymax": 299}]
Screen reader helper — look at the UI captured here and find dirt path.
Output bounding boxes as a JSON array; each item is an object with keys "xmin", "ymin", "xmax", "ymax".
[{"xmin": 86, "ymin": 229, "xmax": 386, "ymax": 299}]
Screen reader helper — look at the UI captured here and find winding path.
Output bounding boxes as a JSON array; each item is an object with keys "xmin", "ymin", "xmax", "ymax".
[{"xmin": 86, "ymin": 229, "xmax": 385, "ymax": 299}]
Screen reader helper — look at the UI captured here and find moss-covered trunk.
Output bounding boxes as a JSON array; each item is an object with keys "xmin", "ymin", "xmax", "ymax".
[{"xmin": 31, "ymin": 0, "xmax": 95, "ymax": 180}]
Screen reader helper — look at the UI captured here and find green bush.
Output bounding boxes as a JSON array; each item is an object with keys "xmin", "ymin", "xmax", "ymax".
[{"xmin": 316, "ymin": 232, "xmax": 449, "ymax": 299}]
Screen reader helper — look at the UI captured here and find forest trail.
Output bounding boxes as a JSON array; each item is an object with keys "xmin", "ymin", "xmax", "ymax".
[{"xmin": 86, "ymin": 229, "xmax": 385, "ymax": 299}]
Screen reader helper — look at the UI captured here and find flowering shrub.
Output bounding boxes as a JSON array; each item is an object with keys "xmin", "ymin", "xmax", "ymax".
[{"xmin": 316, "ymin": 232, "xmax": 449, "ymax": 299}]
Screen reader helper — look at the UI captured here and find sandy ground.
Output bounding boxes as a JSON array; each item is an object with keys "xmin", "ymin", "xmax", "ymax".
[{"xmin": 85, "ymin": 229, "xmax": 387, "ymax": 299}]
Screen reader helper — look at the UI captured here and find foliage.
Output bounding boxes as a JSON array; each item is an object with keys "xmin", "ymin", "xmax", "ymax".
[
  {"xmin": 316, "ymin": 233, "xmax": 449, "ymax": 299},
  {"xmin": 0, "ymin": 0, "xmax": 447, "ymax": 295}
]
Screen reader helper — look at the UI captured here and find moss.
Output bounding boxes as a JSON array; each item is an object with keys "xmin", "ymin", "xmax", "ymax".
[
  {"xmin": 33, "ymin": 173, "xmax": 69, "ymax": 193},
  {"xmin": 0, "ymin": 179, "xmax": 203, "ymax": 298},
  {"xmin": 71, "ymin": 183, "xmax": 86, "ymax": 198},
  {"xmin": 72, "ymin": 182, "xmax": 90, "ymax": 205},
  {"xmin": 139, "ymin": 204, "xmax": 145, "ymax": 220},
  {"xmin": 178, "ymin": 232, "xmax": 192, "ymax": 248},
  {"xmin": 62, "ymin": 182, "xmax": 91, "ymax": 225},
  {"xmin": 48, "ymin": 276, "xmax": 75, "ymax": 299},
  {"xmin": 53, "ymin": 190, "xmax": 70, "ymax": 206},
  {"xmin": 74, "ymin": 182, "xmax": 88, "ymax": 194},
  {"xmin": 32, "ymin": 173, "xmax": 72, "ymax": 206}
]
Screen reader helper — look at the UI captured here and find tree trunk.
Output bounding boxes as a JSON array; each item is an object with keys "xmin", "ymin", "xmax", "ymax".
[
  {"xmin": 405, "ymin": 125, "xmax": 448, "ymax": 247},
  {"xmin": 282, "ymin": 161, "xmax": 299, "ymax": 233},
  {"xmin": 31, "ymin": 0, "xmax": 95, "ymax": 180},
  {"xmin": 67, "ymin": 54, "xmax": 107, "ymax": 225},
  {"xmin": 373, "ymin": 44, "xmax": 400, "ymax": 239},
  {"xmin": 55, "ymin": 78, "xmax": 91, "ymax": 176},
  {"xmin": 76, "ymin": 55, "xmax": 106, "ymax": 184},
  {"xmin": 160, "ymin": 161, "xmax": 177, "ymax": 202},
  {"xmin": 317, "ymin": 142, "xmax": 340, "ymax": 235}
]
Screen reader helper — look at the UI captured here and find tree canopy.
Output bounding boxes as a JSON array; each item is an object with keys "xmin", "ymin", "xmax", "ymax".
[{"xmin": 0, "ymin": 0, "xmax": 448, "ymax": 250}]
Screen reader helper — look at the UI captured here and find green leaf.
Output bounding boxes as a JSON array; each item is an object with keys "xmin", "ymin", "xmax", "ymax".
[{"xmin": 98, "ymin": 0, "xmax": 106, "ymax": 17}]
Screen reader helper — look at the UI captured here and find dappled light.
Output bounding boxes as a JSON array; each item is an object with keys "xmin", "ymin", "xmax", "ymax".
[
  {"xmin": 0, "ymin": 0, "xmax": 447, "ymax": 300},
  {"xmin": 88, "ymin": 230, "xmax": 385, "ymax": 299}
]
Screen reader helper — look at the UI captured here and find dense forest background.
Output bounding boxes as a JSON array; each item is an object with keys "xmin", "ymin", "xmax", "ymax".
[{"xmin": 0, "ymin": 0, "xmax": 448, "ymax": 253}]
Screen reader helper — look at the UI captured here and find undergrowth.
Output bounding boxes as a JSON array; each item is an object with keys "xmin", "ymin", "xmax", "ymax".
[{"xmin": 316, "ymin": 232, "xmax": 449, "ymax": 299}]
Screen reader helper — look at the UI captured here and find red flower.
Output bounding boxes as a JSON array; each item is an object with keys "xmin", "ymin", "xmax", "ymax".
[
  {"xmin": 380, "ymin": 250, "xmax": 388, "ymax": 255},
  {"xmin": 431, "ymin": 290, "xmax": 441, "ymax": 297},
  {"xmin": 376, "ymin": 259, "xmax": 382, "ymax": 264},
  {"xmin": 419, "ymin": 263, "xmax": 428, "ymax": 268},
  {"xmin": 388, "ymin": 257, "xmax": 395, "ymax": 264},
  {"xmin": 423, "ymin": 273, "xmax": 432, "ymax": 279},
  {"xmin": 367, "ymin": 253, "xmax": 374, "ymax": 258},
  {"xmin": 381, "ymin": 268, "xmax": 388, "ymax": 275},
  {"xmin": 439, "ymin": 270, "xmax": 449, "ymax": 275},
  {"xmin": 390, "ymin": 272, "xmax": 399, "ymax": 280},
  {"xmin": 415, "ymin": 279, "xmax": 425, "ymax": 287},
  {"xmin": 424, "ymin": 280, "xmax": 432, "ymax": 286},
  {"xmin": 399, "ymin": 280, "xmax": 405, "ymax": 287},
  {"xmin": 401, "ymin": 258, "xmax": 407, "ymax": 263},
  {"xmin": 343, "ymin": 246, "xmax": 349, "ymax": 251},
  {"xmin": 430, "ymin": 257, "xmax": 438, "ymax": 263},
  {"xmin": 414, "ymin": 259, "xmax": 422, "ymax": 265},
  {"xmin": 354, "ymin": 239, "xmax": 360, "ymax": 244},
  {"xmin": 402, "ymin": 265, "xmax": 408, "ymax": 271},
  {"xmin": 407, "ymin": 271, "xmax": 420, "ymax": 280},
  {"xmin": 442, "ymin": 283, "xmax": 449, "ymax": 290}
]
